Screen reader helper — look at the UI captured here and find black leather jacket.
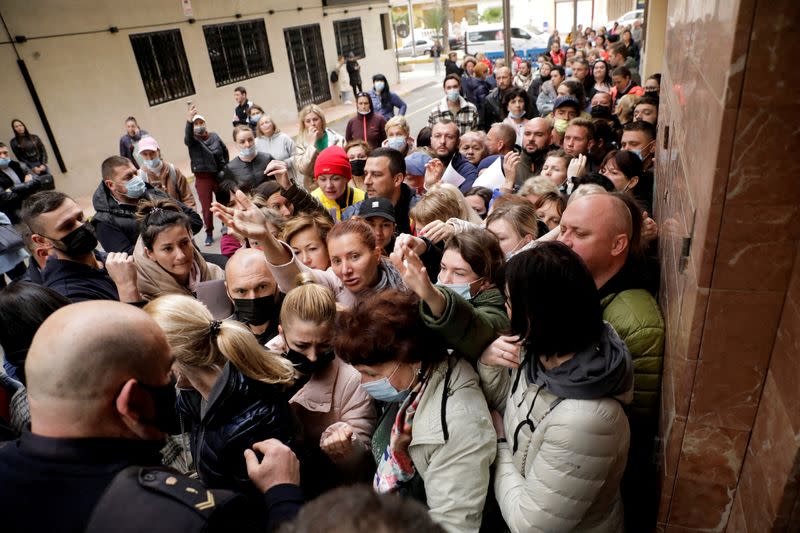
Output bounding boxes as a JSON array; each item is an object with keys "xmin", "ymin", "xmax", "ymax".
[{"xmin": 177, "ymin": 362, "xmax": 298, "ymax": 494}]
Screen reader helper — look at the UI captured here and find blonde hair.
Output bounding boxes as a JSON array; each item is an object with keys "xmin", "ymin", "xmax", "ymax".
[
  {"xmin": 280, "ymin": 274, "xmax": 337, "ymax": 326},
  {"xmin": 384, "ymin": 116, "xmax": 410, "ymax": 137},
  {"xmin": 568, "ymin": 184, "xmax": 608, "ymax": 203},
  {"xmin": 410, "ymin": 183, "xmax": 483, "ymax": 226},
  {"xmin": 616, "ymin": 94, "xmax": 640, "ymax": 124},
  {"xmin": 144, "ymin": 294, "xmax": 295, "ymax": 385},
  {"xmin": 256, "ymin": 114, "xmax": 280, "ymax": 137},
  {"xmin": 298, "ymin": 104, "xmax": 327, "ymax": 138},
  {"xmin": 282, "ymin": 213, "xmax": 334, "ymax": 245},
  {"xmin": 518, "ymin": 176, "xmax": 560, "ymax": 197},
  {"xmin": 485, "ymin": 196, "xmax": 540, "ymax": 239}
]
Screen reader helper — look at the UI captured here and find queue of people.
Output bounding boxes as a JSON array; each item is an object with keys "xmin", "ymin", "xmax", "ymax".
[{"xmin": 0, "ymin": 20, "xmax": 665, "ymax": 533}]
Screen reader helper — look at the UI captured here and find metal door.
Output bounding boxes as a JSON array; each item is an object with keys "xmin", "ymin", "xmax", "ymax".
[{"xmin": 284, "ymin": 24, "xmax": 331, "ymax": 109}]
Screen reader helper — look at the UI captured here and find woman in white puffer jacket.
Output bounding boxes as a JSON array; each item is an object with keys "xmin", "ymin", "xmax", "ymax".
[{"xmin": 479, "ymin": 242, "xmax": 633, "ymax": 533}]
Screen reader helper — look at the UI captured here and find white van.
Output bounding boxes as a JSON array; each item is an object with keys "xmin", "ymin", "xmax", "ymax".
[{"xmin": 464, "ymin": 24, "xmax": 549, "ymax": 58}]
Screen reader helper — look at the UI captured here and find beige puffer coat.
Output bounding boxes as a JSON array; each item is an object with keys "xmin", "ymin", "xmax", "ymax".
[{"xmin": 479, "ymin": 324, "xmax": 632, "ymax": 533}]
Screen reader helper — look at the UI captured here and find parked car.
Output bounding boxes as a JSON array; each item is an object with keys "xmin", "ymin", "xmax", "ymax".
[
  {"xmin": 397, "ymin": 36, "xmax": 463, "ymax": 57},
  {"xmin": 616, "ymin": 9, "xmax": 644, "ymax": 27}
]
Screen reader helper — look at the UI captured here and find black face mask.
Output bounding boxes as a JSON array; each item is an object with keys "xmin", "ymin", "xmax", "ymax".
[
  {"xmin": 233, "ymin": 295, "xmax": 276, "ymax": 326},
  {"xmin": 350, "ymin": 159, "xmax": 367, "ymax": 176},
  {"xmin": 139, "ymin": 377, "xmax": 181, "ymax": 435},
  {"xmin": 591, "ymin": 105, "xmax": 613, "ymax": 120},
  {"xmin": 49, "ymin": 223, "xmax": 98, "ymax": 257},
  {"xmin": 284, "ymin": 348, "xmax": 335, "ymax": 376}
]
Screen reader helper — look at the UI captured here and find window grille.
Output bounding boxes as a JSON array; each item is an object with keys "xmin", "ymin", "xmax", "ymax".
[
  {"xmin": 129, "ymin": 30, "xmax": 195, "ymax": 106},
  {"xmin": 203, "ymin": 19, "xmax": 274, "ymax": 87},
  {"xmin": 333, "ymin": 18, "xmax": 365, "ymax": 58},
  {"xmin": 284, "ymin": 24, "xmax": 331, "ymax": 109}
]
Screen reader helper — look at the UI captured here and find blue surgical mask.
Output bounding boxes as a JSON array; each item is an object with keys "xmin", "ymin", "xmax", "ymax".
[
  {"xmin": 239, "ymin": 146, "xmax": 256, "ymax": 159},
  {"xmin": 630, "ymin": 149, "xmax": 643, "ymax": 160},
  {"xmin": 125, "ymin": 174, "xmax": 147, "ymax": 199},
  {"xmin": 361, "ymin": 377, "xmax": 410, "ymax": 403},
  {"xmin": 250, "ymin": 114, "xmax": 262, "ymax": 124},
  {"xmin": 446, "ymin": 89, "xmax": 460, "ymax": 102},
  {"xmin": 0, "ymin": 158, "xmax": 9, "ymax": 168},
  {"xmin": 387, "ymin": 136, "xmax": 406, "ymax": 151},
  {"xmin": 374, "ymin": 81, "xmax": 385, "ymax": 92},
  {"xmin": 143, "ymin": 157, "xmax": 162, "ymax": 170},
  {"xmin": 436, "ymin": 277, "xmax": 482, "ymax": 301},
  {"xmin": 565, "ymin": 67, "xmax": 573, "ymax": 77},
  {"xmin": 508, "ymin": 110, "xmax": 525, "ymax": 119}
]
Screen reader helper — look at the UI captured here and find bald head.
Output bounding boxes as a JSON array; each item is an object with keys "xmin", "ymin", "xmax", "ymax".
[
  {"xmin": 225, "ymin": 248, "xmax": 278, "ymax": 300},
  {"xmin": 26, "ymin": 301, "xmax": 172, "ymax": 437},
  {"xmin": 522, "ymin": 118, "xmax": 554, "ymax": 154},
  {"xmin": 488, "ymin": 123, "xmax": 517, "ymax": 155},
  {"xmin": 557, "ymin": 193, "xmax": 631, "ymax": 287}
]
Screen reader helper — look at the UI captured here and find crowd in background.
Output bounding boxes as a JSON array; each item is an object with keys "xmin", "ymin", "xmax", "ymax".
[{"xmin": 0, "ymin": 20, "xmax": 665, "ymax": 533}]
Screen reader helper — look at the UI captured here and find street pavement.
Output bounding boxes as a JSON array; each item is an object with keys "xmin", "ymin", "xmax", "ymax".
[{"xmin": 328, "ymin": 62, "xmax": 445, "ymax": 139}]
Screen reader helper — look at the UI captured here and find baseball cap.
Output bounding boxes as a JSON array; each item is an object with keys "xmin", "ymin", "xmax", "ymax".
[
  {"xmin": 192, "ymin": 114, "xmax": 206, "ymax": 123},
  {"xmin": 137, "ymin": 136, "xmax": 159, "ymax": 154},
  {"xmin": 405, "ymin": 151, "xmax": 432, "ymax": 176},
  {"xmin": 358, "ymin": 197, "xmax": 395, "ymax": 223},
  {"xmin": 553, "ymin": 95, "xmax": 580, "ymax": 110}
]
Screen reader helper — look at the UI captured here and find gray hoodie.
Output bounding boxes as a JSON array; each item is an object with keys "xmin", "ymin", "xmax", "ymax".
[{"xmin": 525, "ymin": 321, "xmax": 633, "ymax": 401}]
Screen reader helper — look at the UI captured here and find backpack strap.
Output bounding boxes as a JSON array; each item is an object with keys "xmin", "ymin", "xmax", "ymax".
[{"xmin": 168, "ymin": 164, "xmax": 177, "ymax": 191}]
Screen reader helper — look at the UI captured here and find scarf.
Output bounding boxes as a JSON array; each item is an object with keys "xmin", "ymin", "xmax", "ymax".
[
  {"xmin": 374, "ymin": 379, "xmax": 428, "ymax": 493},
  {"xmin": 372, "ymin": 257, "xmax": 405, "ymax": 293},
  {"xmin": 315, "ymin": 131, "xmax": 329, "ymax": 152}
]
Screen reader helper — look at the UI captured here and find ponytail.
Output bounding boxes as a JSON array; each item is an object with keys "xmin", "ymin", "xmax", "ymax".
[
  {"xmin": 215, "ymin": 319, "xmax": 295, "ymax": 385},
  {"xmin": 144, "ymin": 294, "xmax": 294, "ymax": 385}
]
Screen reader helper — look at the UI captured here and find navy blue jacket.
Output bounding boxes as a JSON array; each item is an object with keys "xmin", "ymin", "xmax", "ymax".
[
  {"xmin": 177, "ymin": 362, "xmax": 298, "ymax": 495},
  {"xmin": 41, "ymin": 252, "xmax": 119, "ymax": 303},
  {"xmin": 447, "ymin": 151, "xmax": 480, "ymax": 193},
  {"xmin": 368, "ymin": 89, "xmax": 408, "ymax": 120}
]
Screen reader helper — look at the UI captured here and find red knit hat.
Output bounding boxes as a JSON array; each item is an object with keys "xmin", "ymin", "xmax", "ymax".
[{"xmin": 314, "ymin": 145, "xmax": 352, "ymax": 181}]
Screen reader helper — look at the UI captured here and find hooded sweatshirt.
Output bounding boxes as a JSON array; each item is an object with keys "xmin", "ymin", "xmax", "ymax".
[{"xmin": 524, "ymin": 321, "xmax": 633, "ymax": 401}]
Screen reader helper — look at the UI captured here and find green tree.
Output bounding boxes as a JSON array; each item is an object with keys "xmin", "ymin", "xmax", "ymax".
[
  {"xmin": 422, "ymin": 7, "xmax": 444, "ymax": 29},
  {"xmin": 481, "ymin": 7, "xmax": 502, "ymax": 23}
]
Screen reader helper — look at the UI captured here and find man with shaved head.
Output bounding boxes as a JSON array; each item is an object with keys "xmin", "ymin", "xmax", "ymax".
[
  {"xmin": 512, "ymin": 117, "xmax": 559, "ymax": 187},
  {"xmin": 225, "ymin": 247, "xmax": 282, "ymax": 344},
  {"xmin": 0, "ymin": 301, "xmax": 302, "ymax": 532},
  {"xmin": 557, "ymin": 192, "xmax": 664, "ymax": 531}
]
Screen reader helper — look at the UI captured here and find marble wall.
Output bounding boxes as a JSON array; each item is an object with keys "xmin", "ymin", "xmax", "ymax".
[{"xmin": 654, "ymin": 0, "xmax": 800, "ymax": 530}]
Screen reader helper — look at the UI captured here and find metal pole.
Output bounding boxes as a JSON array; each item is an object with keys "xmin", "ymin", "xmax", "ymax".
[
  {"xmin": 408, "ymin": 0, "xmax": 417, "ymax": 57},
  {"xmin": 572, "ymin": 0, "xmax": 578, "ymax": 44},
  {"xmin": 502, "ymin": 0, "xmax": 512, "ymax": 61}
]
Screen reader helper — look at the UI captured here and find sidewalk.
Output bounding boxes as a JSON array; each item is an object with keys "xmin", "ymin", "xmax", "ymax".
[{"xmin": 75, "ymin": 76, "xmax": 436, "ymax": 216}]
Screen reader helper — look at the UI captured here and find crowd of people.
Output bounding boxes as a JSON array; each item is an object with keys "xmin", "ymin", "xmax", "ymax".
[{"xmin": 0, "ymin": 21, "xmax": 665, "ymax": 533}]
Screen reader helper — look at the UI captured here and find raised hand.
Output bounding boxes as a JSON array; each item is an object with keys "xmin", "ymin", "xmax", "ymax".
[
  {"xmin": 265, "ymin": 159, "xmax": 291, "ymax": 189},
  {"xmin": 567, "ymin": 153, "xmax": 588, "ymax": 179},
  {"xmin": 419, "ymin": 219, "xmax": 455, "ymax": 244},
  {"xmin": 211, "ymin": 190, "xmax": 269, "ymax": 243},
  {"xmin": 424, "ymin": 158, "xmax": 445, "ymax": 190},
  {"xmin": 502, "ymin": 151, "xmax": 521, "ymax": 183},
  {"xmin": 105, "ymin": 252, "xmax": 141, "ymax": 303}
]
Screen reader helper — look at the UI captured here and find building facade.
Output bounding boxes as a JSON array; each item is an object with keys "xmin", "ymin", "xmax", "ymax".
[{"xmin": 0, "ymin": 0, "xmax": 396, "ymax": 199}]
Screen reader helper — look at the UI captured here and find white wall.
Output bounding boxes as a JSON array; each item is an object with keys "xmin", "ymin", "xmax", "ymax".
[{"xmin": 0, "ymin": 0, "xmax": 395, "ymax": 200}]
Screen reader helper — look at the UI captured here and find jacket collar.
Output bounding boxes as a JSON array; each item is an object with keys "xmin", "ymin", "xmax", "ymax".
[
  {"xmin": 18, "ymin": 430, "xmax": 163, "ymax": 466},
  {"xmin": 289, "ymin": 357, "xmax": 343, "ymax": 413},
  {"xmin": 438, "ymin": 95, "xmax": 469, "ymax": 112}
]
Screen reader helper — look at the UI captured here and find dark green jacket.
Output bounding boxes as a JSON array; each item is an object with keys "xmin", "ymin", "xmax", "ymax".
[
  {"xmin": 601, "ymin": 288, "xmax": 664, "ymax": 418},
  {"xmin": 420, "ymin": 286, "xmax": 510, "ymax": 362}
]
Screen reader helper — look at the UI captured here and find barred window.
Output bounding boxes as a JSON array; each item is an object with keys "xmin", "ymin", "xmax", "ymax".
[
  {"xmin": 129, "ymin": 30, "xmax": 195, "ymax": 106},
  {"xmin": 333, "ymin": 18, "xmax": 365, "ymax": 58},
  {"xmin": 203, "ymin": 19, "xmax": 274, "ymax": 87}
]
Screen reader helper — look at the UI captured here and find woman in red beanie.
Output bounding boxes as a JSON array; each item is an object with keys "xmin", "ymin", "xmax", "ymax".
[
  {"xmin": 344, "ymin": 93, "xmax": 387, "ymax": 150},
  {"xmin": 311, "ymin": 145, "xmax": 366, "ymax": 221}
]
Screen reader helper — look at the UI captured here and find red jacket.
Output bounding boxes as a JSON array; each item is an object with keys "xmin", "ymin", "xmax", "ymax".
[{"xmin": 345, "ymin": 112, "xmax": 387, "ymax": 150}]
